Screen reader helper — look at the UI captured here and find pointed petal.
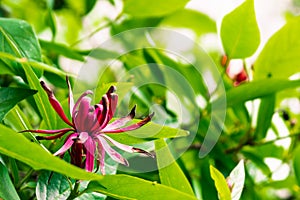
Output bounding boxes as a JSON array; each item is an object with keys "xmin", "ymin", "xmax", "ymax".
[
  {"xmin": 54, "ymin": 133, "xmax": 78, "ymax": 156},
  {"xmin": 101, "ymin": 134, "xmax": 154, "ymax": 158},
  {"xmin": 40, "ymin": 81, "xmax": 73, "ymax": 127},
  {"xmin": 83, "ymin": 136, "xmax": 96, "ymax": 172},
  {"xmin": 74, "ymin": 97, "xmax": 92, "ymax": 131},
  {"xmin": 20, "ymin": 128, "xmax": 73, "ymax": 134},
  {"xmin": 108, "ymin": 93, "xmax": 118, "ymax": 121},
  {"xmin": 97, "ymin": 95, "xmax": 110, "ymax": 130},
  {"xmin": 102, "ymin": 113, "xmax": 154, "ymax": 133},
  {"xmin": 98, "ymin": 142, "xmax": 106, "ymax": 175},
  {"xmin": 36, "ymin": 130, "xmax": 73, "ymax": 140},
  {"xmin": 66, "ymin": 77, "xmax": 74, "ymax": 116},
  {"xmin": 98, "ymin": 136, "xmax": 129, "ymax": 166},
  {"xmin": 101, "ymin": 134, "xmax": 133, "ymax": 153},
  {"xmin": 72, "ymin": 90, "xmax": 93, "ymax": 116},
  {"xmin": 132, "ymin": 147, "xmax": 154, "ymax": 158},
  {"xmin": 102, "ymin": 105, "xmax": 136, "ymax": 131}
]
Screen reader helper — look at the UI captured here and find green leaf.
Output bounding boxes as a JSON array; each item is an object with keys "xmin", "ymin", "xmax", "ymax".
[
  {"xmin": 210, "ymin": 165, "xmax": 231, "ymax": 200},
  {"xmin": 227, "ymin": 160, "xmax": 245, "ymax": 200},
  {"xmin": 155, "ymin": 139, "xmax": 194, "ymax": 195},
  {"xmin": 0, "ymin": 124, "xmax": 102, "ymax": 181},
  {"xmin": 160, "ymin": 9, "xmax": 216, "ymax": 36},
  {"xmin": 40, "ymin": 40, "xmax": 85, "ymax": 61},
  {"xmin": 0, "ymin": 18, "xmax": 42, "ymax": 78},
  {"xmin": 0, "ymin": 87, "xmax": 37, "ymax": 121},
  {"xmin": 87, "ymin": 175, "xmax": 197, "ymax": 200},
  {"xmin": 254, "ymin": 16, "xmax": 300, "ymax": 79},
  {"xmin": 214, "ymin": 79, "xmax": 300, "ymax": 107},
  {"xmin": 0, "ymin": 160, "xmax": 20, "ymax": 200},
  {"xmin": 0, "ymin": 19, "xmax": 58, "ymax": 129},
  {"xmin": 109, "ymin": 121, "xmax": 189, "ymax": 144},
  {"xmin": 36, "ymin": 171, "xmax": 70, "ymax": 200},
  {"xmin": 123, "ymin": 0, "xmax": 189, "ymax": 17},
  {"xmin": 220, "ymin": 0, "xmax": 260, "ymax": 58},
  {"xmin": 254, "ymin": 95, "xmax": 275, "ymax": 140}
]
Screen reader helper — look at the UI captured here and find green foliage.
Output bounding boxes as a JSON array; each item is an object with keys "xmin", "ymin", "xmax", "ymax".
[
  {"xmin": 0, "ymin": 87, "xmax": 37, "ymax": 121},
  {"xmin": 254, "ymin": 15, "xmax": 300, "ymax": 79},
  {"xmin": 0, "ymin": 0, "xmax": 299, "ymax": 199},
  {"xmin": 155, "ymin": 139, "xmax": 194, "ymax": 195},
  {"xmin": 87, "ymin": 175, "xmax": 197, "ymax": 200},
  {"xmin": 221, "ymin": 0, "xmax": 260, "ymax": 58},
  {"xmin": 0, "ymin": 159, "xmax": 20, "ymax": 200},
  {"xmin": 210, "ymin": 165, "xmax": 232, "ymax": 200},
  {"xmin": 123, "ymin": 0, "xmax": 189, "ymax": 17}
]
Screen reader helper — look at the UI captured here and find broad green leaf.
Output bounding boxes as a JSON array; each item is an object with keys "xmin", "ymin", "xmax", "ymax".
[
  {"xmin": 87, "ymin": 175, "xmax": 197, "ymax": 200},
  {"xmin": 0, "ymin": 20, "xmax": 57, "ymax": 129},
  {"xmin": 254, "ymin": 95, "xmax": 275, "ymax": 140},
  {"xmin": 160, "ymin": 9, "xmax": 216, "ymax": 36},
  {"xmin": 293, "ymin": 146, "xmax": 300, "ymax": 186},
  {"xmin": 220, "ymin": 0, "xmax": 260, "ymax": 58},
  {"xmin": 36, "ymin": 171, "xmax": 70, "ymax": 200},
  {"xmin": 0, "ymin": 124, "xmax": 101, "ymax": 181},
  {"xmin": 40, "ymin": 40, "xmax": 85, "ymax": 61},
  {"xmin": 109, "ymin": 121, "xmax": 189, "ymax": 144},
  {"xmin": 0, "ymin": 160, "xmax": 20, "ymax": 200},
  {"xmin": 210, "ymin": 165, "xmax": 231, "ymax": 200},
  {"xmin": 214, "ymin": 79, "xmax": 300, "ymax": 107},
  {"xmin": 123, "ymin": 0, "xmax": 189, "ymax": 17},
  {"xmin": 227, "ymin": 160, "xmax": 245, "ymax": 200},
  {"xmin": 0, "ymin": 87, "xmax": 37, "ymax": 121},
  {"xmin": 0, "ymin": 124, "xmax": 196, "ymax": 199},
  {"xmin": 254, "ymin": 16, "xmax": 300, "ymax": 79},
  {"xmin": 155, "ymin": 139, "xmax": 194, "ymax": 195},
  {"xmin": 0, "ymin": 18, "xmax": 42, "ymax": 78}
]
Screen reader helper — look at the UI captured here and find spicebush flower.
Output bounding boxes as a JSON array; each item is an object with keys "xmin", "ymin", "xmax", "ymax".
[{"xmin": 22, "ymin": 78, "xmax": 154, "ymax": 174}]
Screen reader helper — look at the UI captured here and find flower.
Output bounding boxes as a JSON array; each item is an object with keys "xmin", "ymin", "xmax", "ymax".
[
  {"xmin": 225, "ymin": 59, "xmax": 248, "ymax": 86},
  {"xmin": 22, "ymin": 78, "xmax": 154, "ymax": 174}
]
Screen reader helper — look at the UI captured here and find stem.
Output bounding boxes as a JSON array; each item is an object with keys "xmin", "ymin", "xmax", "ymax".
[
  {"xmin": 67, "ymin": 180, "xmax": 81, "ymax": 200},
  {"xmin": 70, "ymin": 21, "xmax": 111, "ymax": 47},
  {"xmin": 16, "ymin": 168, "xmax": 34, "ymax": 190},
  {"xmin": 226, "ymin": 132, "xmax": 300, "ymax": 154}
]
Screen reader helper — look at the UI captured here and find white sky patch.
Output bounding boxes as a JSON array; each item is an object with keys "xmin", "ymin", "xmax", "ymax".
[{"xmin": 264, "ymin": 158, "xmax": 290, "ymax": 181}]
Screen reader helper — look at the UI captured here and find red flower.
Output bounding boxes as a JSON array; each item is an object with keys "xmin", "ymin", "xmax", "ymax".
[{"xmin": 22, "ymin": 78, "xmax": 153, "ymax": 174}]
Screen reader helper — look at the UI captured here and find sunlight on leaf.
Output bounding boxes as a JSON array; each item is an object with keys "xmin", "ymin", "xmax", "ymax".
[
  {"xmin": 221, "ymin": 0, "xmax": 260, "ymax": 58},
  {"xmin": 210, "ymin": 165, "xmax": 231, "ymax": 200}
]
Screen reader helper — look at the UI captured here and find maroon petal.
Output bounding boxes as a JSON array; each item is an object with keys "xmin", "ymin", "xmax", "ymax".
[
  {"xmin": 102, "ymin": 105, "xmax": 136, "ymax": 131},
  {"xmin": 40, "ymin": 81, "xmax": 73, "ymax": 127},
  {"xmin": 36, "ymin": 130, "xmax": 73, "ymax": 140},
  {"xmin": 97, "ymin": 136, "xmax": 129, "ymax": 166},
  {"xmin": 97, "ymin": 141, "xmax": 106, "ymax": 175},
  {"xmin": 72, "ymin": 90, "xmax": 93, "ymax": 116},
  {"xmin": 20, "ymin": 128, "xmax": 73, "ymax": 134},
  {"xmin": 101, "ymin": 134, "xmax": 154, "ymax": 158},
  {"xmin": 83, "ymin": 136, "xmax": 96, "ymax": 172},
  {"xmin": 108, "ymin": 93, "xmax": 118, "ymax": 121},
  {"xmin": 97, "ymin": 95, "xmax": 110, "ymax": 130},
  {"xmin": 74, "ymin": 97, "xmax": 92, "ymax": 131},
  {"xmin": 102, "ymin": 113, "xmax": 154, "ymax": 133},
  {"xmin": 54, "ymin": 133, "xmax": 78, "ymax": 156}
]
